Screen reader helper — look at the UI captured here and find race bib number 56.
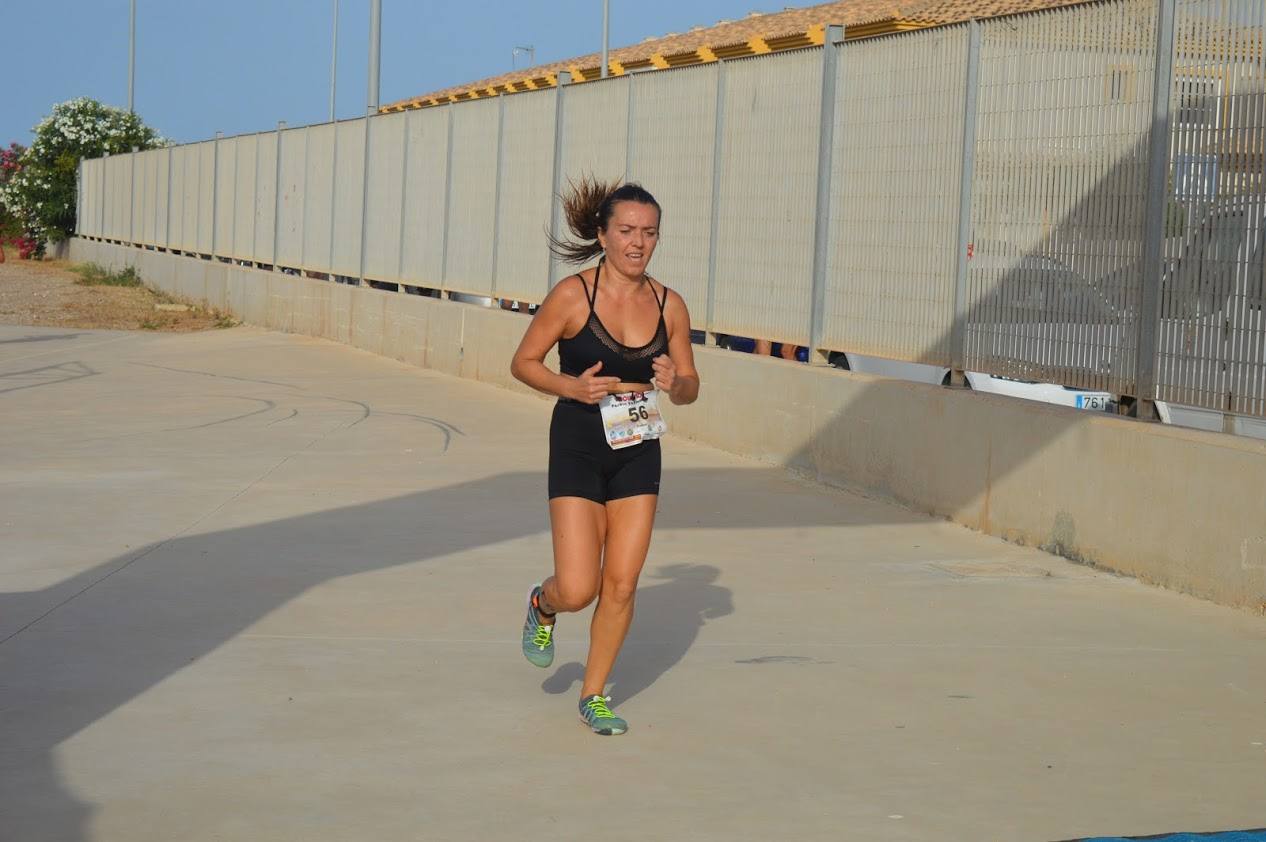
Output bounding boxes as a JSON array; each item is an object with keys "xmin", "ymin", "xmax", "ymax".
[{"xmin": 598, "ymin": 390, "xmax": 668, "ymax": 450}]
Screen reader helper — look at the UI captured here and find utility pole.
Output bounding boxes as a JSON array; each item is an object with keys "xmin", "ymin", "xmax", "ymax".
[
  {"xmin": 330, "ymin": 0, "xmax": 339, "ymax": 121},
  {"xmin": 367, "ymin": 0, "xmax": 381, "ymax": 114},
  {"xmin": 601, "ymin": 0, "xmax": 610, "ymax": 77},
  {"xmin": 128, "ymin": 0, "xmax": 136, "ymax": 112}
]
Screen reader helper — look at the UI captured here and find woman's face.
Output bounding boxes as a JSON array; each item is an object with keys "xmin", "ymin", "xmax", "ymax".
[{"xmin": 597, "ymin": 201, "xmax": 660, "ymax": 277}]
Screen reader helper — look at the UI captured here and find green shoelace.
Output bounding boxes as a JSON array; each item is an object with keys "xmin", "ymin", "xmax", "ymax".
[
  {"xmin": 583, "ymin": 696, "xmax": 617, "ymax": 720},
  {"xmin": 531, "ymin": 623, "xmax": 553, "ymax": 649}
]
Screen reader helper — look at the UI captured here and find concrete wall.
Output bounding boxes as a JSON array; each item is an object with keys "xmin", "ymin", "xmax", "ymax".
[{"xmin": 70, "ymin": 238, "xmax": 1266, "ymax": 612}]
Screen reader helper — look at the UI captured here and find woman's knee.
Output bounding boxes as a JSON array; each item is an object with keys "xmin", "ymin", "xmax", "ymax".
[
  {"xmin": 550, "ymin": 577, "xmax": 599, "ymax": 612},
  {"xmin": 599, "ymin": 576, "xmax": 639, "ymax": 608}
]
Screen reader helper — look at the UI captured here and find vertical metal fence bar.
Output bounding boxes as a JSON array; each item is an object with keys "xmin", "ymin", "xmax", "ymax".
[
  {"xmin": 211, "ymin": 132, "xmax": 222, "ymax": 258},
  {"xmin": 490, "ymin": 94, "xmax": 506, "ymax": 296},
  {"xmin": 395, "ymin": 110, "xmax": 412, "ymax": 286},
  {"xmin": 126, "ymin": 148, "xmax": 135, "ymax": 246},
  {"xmin": 228, "ymin": 137, "xmax": 238, "ymax": 261},
  {"xmin": 164, "ymin": 145, "xmax": 173, "ymax": 250},
  {"xmin": 300, "ymin": 126, "xmax": 311, "ymax": 273},
  {"xmin": 229, "ymin": 138, "xmax": 238, "ymax": 261},
  {"xmin": 99, "ymin": 152, "xmax": 107, "ymax": 242},
  {"xmin": 705, "ymin": 60, "xmax": 727, "ymax": 336},
  {"xmin": 950, "ymin": 20, "xmax": 983, "ymax": 382},
  {"xmin": 809, "ymin": 24, "xmax": 846, "ymax": 360},
  {"xmin": 359, "ymin": 116, "xmax": 372, "ymax": 283},
  {"xmin": 75, "ymin": 159, "xmax": 82, "ymax": 237},
  {"xmin": 1133, "ymin": 0, "xmax": 1178, "ymax": 417},
  {"xmin": 329, "ymin": 123, "xmax": 340, "ymax": 280},
  {"xmin": 191, "ymin": 147, "xmax": 200, "ymax": 252},
  {"xmin": 252, "ymin": 133, "xmax": 260, "ymax": 262},
  {"xmin": 441, "ymin": 105, "xmax": 456, "ymax": 289},
  {"xmin": 273, "ymin": 121, "xmax": 286, "ymax": 271},
  {"xmin": 625, "ymin": 71, "xmax": 636, "ymax": 179},
  {"xmin": 547, "ymin": 71, "xmax": 572, "ymax": 289}
]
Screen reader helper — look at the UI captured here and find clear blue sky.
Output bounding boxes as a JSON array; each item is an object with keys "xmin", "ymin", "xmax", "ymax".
[{"xmin": 3, "ymin": 0, "xmax": 786, "ymax": 146}]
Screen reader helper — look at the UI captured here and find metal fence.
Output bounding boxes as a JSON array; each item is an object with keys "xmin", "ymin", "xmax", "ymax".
[
  {"xmin": 1156, "ymin": 0, "xmax": 1266, "ymax": 416},
  {"xmin": 77, "ymin": 0, "xmax": 1266, "ymax": 418}
]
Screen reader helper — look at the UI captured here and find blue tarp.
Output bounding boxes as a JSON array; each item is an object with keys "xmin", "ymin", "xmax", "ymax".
[{"xmin": 1080, "ymin": 833, "xmax": 1266, "ymax": 842}]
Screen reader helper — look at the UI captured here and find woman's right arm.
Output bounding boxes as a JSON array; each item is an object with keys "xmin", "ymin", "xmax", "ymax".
[{"xmin": 510, "ymin": 279, "xmax": 620, "ymax": 403}]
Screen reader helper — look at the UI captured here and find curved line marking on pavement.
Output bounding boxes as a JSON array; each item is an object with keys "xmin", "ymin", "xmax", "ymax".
[
  {"xmin": 165, "ymin": 397, "xmax": 278, "ymax": 431},
  {"xmin": 128, "ymin": 360, "xmax": 464, "ymax": 449},
  {"xmin": 131, "ymin": 361, "xmax": 296, "ymax": 389}
]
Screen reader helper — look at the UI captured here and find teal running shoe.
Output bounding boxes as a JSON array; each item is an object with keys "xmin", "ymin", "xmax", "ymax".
[
  {"xmin": 579, "ymin": 695, "xmax": 628, "ymax": 736},
  {"xmin": 521, "ymin": 584, "xmax": 555, "ymax": 668}
]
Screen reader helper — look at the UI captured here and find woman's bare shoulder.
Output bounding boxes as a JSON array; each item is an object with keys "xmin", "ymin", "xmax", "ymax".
[
  {"xmin": 543, "ymin": 272, "xmax": 591, "ymax": 305},
  {"xmin": 654, "ymin": 281, "xmax": 688, "ymax": 314}
]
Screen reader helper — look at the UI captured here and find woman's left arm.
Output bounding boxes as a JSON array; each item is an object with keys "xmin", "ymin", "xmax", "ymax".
[{"xmin": 651, "ymin": 289, "xmax": 700, "ymax": 405}]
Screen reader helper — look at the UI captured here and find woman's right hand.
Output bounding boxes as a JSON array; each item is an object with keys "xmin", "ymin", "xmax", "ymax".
[{"xmin": 571, "ymin": 361, "xmax": 621, "ymax": 404}]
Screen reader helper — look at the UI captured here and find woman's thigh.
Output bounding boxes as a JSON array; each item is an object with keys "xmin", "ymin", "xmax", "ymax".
[
  {"xmin": 549, "ymin": 496, "xmax": 607, "ymax": 602},
  {"xmin": 599, "ymin": 494, "xmax": 658, "ymax": 599}
]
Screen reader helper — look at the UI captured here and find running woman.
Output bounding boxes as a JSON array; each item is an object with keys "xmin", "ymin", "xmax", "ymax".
[{"xmin": 510, "ymin": 178, "xmax": 700, "ymax": 735}]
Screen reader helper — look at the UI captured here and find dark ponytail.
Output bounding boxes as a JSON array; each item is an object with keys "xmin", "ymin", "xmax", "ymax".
[{"xmin": 547, "ymin": 175, "xmax": 661, "ymax": 265}]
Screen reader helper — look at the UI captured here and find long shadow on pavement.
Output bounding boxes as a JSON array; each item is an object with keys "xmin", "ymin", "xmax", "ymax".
[{"xmin": 0, "ymin": 466, "xmax": 896, "ymax": 842}]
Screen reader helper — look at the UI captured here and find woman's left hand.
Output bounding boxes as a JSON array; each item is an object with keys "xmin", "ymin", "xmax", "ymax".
[{"xmin": 652, "ymin": 354, "xmax": 676, "ymax": 393}]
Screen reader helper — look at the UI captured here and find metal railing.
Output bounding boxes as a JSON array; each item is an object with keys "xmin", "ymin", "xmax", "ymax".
[{"xmin": 76, "ymin": 0, "xmax": 1266, "ymax": 418}]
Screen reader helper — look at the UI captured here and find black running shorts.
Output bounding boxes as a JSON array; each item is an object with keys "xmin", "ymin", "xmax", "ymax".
[{"xmin": 548, "ymin": 400, "xmax": 661, "ymax": 503}]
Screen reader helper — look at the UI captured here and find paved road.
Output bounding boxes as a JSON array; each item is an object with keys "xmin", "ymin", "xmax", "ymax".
[{"xmin": 1, "ymin": 323, "xmax": 1263, "ymax": 842}]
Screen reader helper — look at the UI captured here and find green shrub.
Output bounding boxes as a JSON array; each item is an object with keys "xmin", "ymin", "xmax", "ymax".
[{"xmin": 72, "ymin": 262, "xmax": 142, "ymax": 287}]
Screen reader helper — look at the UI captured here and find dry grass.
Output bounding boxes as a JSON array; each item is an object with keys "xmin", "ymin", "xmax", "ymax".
[{"xmin": 0, "ymin": 258, "xmax": 239, "ymax": 332}]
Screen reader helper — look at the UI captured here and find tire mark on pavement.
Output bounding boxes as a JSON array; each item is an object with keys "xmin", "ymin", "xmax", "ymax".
[
  {"xmin": 128, "ymin": 360, "xmax": 464, "ymax": 449},
  {"xmin": 131, "ymin": 361, "xmax": 296, "ymax": 389},
  {"xmin": 266, "ymin": 408, "xmax": 300, "ymax": 426},
  {"xmin": 168, "ymin": 396, "xmax": 277, "ymax": 431},
  {"xmin": 0, "ymin": 361, "xmax": 99, "ymax": 395}
]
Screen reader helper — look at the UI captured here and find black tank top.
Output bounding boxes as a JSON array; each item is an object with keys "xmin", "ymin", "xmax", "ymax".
[{"xmin": 558, "ymin": 259, "xmax": 669, "ymax": 385}]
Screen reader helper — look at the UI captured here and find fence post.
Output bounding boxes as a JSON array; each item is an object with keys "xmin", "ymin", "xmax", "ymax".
[
  {"xmin": 100, "ymin": 152, "xmax": 108, "ymax": 242},
  {"xmin": 395, "ymin": 110, "xmax": 412, "ymax": 287},
  {"xmin": 704, "ymin": 60, "xmax": 727, "ymax": 341},
  {"xmin": 211, "ymin": 131, "xmax": 222, "ymax": 259},
  {"xmin": 129, "ymin": 150, "xmax": 134, "ymax": 245},
  {"xmin": 808, "ymin": 24, "xmax": 846, "ymax": 363},
  {"xmin": 227, "ymin": 135, "xmax": 238, "ymax": 261},
  {"xmin": 625, "ymin": 71, "xmax": 636, "ymax": 179},
  {"xmin": 490, "ymin": 93, "xmax": 506, "ymax": 297},
  {"xmin": 329, "ymin": 122, "xmax": 340, "ymax": 281},
  {"xmin": 128, "ymin": 147, "xmax": 137, "ymax": 244},
  {"xmin": 164, "ymin": 145, "xmax": 173, "ymax": 250},
  {"xmin": 546, "ymin": 71, "xmax": 572, "ymax": 292},
  {"xmin": 949, "ymin": 20, "xmax": 983, "ymax": 386},
  {"xmin": 1131, "ymin": 0, "xmax": 1178, "ymax": 420},
  {"xmin": 272, "ymin": 121, "xmax": 286, "ymax": 271},
  {"xmin": 358, "ymin": 114, "xmax": 373, "ymax": 285},
  {"xmin": 75, "ymin": 159, "xmax": 83, "ymax": 238},
  {"xmin": 440, "ymin": 104, "xmax": 456, "ymax": 292},
  {"xmin": 251, "ymin": 133, "xmax": 261, "ymax": 263}
]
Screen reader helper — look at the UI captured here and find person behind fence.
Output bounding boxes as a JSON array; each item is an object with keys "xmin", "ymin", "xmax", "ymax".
[{"xmin": 509, "ymin": 177, "xmax": 700, "ymax": 735}]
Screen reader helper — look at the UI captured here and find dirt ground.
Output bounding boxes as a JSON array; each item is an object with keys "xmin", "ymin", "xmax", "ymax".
[{"xmin": 0, "ymin": 257, "xmax": 235, "ymax": 332}]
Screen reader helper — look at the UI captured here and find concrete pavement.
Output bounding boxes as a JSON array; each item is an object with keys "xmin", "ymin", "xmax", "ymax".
[{"xmin": 1, "ymin": 323, "xmax": 1263, "ymax": 842}]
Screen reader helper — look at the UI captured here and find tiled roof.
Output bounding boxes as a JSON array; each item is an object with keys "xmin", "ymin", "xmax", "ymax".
[
  {"xmin": 381, "ymin": 0, "xmax": 1098, "ymax": 111},
  {"xmin": 906, "ymin": 0, "xmax": 1093, "ymax": 23}
]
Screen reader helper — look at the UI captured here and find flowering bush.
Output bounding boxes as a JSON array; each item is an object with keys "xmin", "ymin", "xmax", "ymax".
[
  {"xmin": 0, "ymin": 98, "xmax": 165, "ymax": 256},
  {"xmin": 0, "ymin": 142, "xmax": 25, "ymax": 253},
  {"xmin": 15, "ymin": 235, "xmax": 40, "ymax": 259}
]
